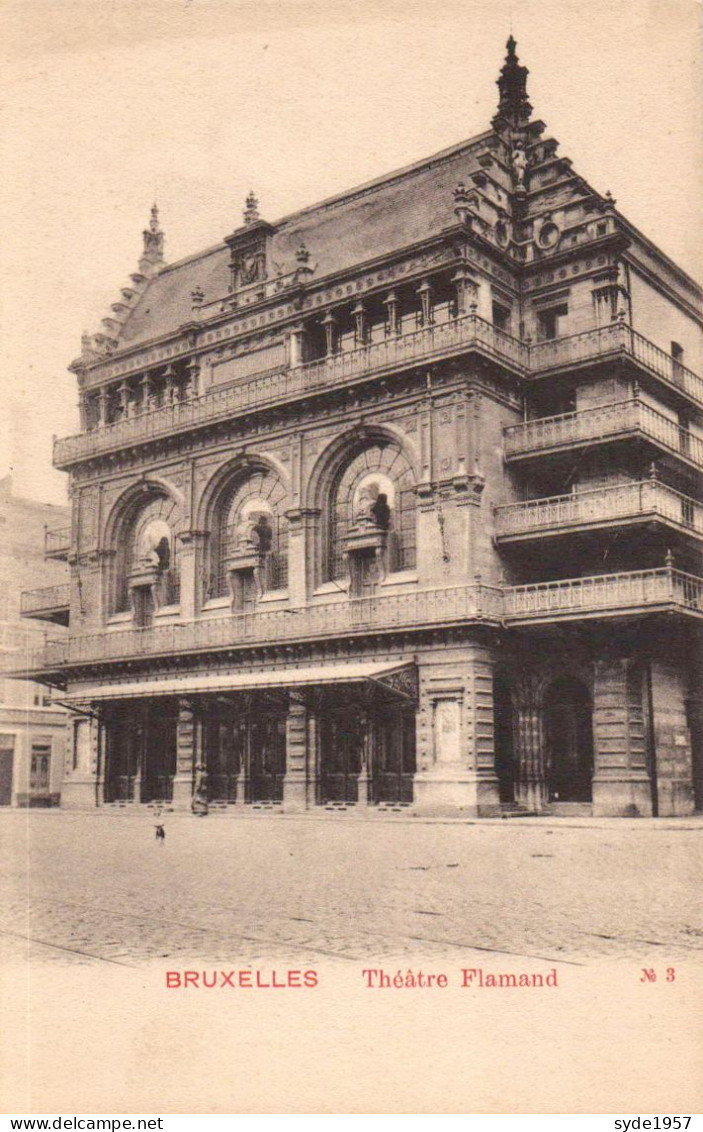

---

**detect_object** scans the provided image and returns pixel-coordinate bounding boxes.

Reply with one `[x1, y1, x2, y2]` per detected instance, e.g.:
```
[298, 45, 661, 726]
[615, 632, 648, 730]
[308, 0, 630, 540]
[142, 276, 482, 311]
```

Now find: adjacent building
[0, 476, 69, 806]
[9, 40, 703, 816]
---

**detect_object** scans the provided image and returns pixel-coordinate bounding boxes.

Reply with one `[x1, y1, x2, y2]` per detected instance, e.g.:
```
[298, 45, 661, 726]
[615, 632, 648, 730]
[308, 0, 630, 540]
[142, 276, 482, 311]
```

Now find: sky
[1, 0, 701, 505]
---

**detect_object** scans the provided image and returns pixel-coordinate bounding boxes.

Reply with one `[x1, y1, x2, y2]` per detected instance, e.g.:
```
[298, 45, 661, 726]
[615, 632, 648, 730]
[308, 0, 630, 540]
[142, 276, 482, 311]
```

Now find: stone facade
[10, 40, 703, 817]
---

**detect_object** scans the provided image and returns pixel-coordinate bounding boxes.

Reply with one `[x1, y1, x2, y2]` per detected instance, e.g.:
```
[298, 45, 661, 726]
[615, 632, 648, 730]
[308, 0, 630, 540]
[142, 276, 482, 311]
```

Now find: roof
[119, 131, 493, 348]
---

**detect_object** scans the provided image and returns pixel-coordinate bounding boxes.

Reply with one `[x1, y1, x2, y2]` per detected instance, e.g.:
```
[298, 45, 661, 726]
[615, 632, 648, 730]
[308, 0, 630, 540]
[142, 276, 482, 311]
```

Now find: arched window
[327, 444, 416, 581]
[211, 469, 288, 599]
[114, 494, 180, 613]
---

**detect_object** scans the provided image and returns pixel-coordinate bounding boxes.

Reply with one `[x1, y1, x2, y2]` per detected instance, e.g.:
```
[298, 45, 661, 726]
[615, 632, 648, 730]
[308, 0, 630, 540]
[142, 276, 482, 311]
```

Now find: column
[288, 324, 305, 367]
[356, 710, 371, 806]
[322, 311, 337, 357]
[513, 673, 547, 812]
[139, 373, 150, 413]
[352, 301, 367, 346]
[118, 380, 128, 418]
[186, 360, 200, 398]
[307, 710, 320, 808]
[176, 531, 201, 619]
[383, 289, 400, 336]
[78, 392, 88, 431]
[98, 386, 107, 427]
[417, 279, 433, 326]
[283, 694, 308, 812]
[172, 697, 199, 810]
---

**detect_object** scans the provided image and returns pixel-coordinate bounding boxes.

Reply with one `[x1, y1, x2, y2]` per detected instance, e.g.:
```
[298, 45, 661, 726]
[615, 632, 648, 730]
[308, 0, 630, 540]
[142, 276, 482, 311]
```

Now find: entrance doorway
[318, 699, 416, 805]
[248, 712, 286, 802]
[374, 707, 416, 803]
[104, 701, 177, 804]
[544, 677, 594, 802]
[319, 709, 364, 803]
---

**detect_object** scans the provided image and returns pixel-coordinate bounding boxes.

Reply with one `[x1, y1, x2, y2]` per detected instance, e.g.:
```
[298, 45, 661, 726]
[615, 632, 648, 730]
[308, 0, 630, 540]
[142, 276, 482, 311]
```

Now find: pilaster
[283, 694, 308, 811]
[592, 659, 653, 817]
[172, 697, 200, 810]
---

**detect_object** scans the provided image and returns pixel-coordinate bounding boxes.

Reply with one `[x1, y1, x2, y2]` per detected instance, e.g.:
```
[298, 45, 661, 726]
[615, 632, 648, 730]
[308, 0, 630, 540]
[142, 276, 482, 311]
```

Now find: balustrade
[44, 527, 71, 559]
[20, 583, 71, 617]
[503, 568, 703, 621]
[495, 480, 703, 538]
[529, 322, 703, 405]
[504, 399, 703, 469]
[5, 568, 703, 679]
[53, 313, 527, 466]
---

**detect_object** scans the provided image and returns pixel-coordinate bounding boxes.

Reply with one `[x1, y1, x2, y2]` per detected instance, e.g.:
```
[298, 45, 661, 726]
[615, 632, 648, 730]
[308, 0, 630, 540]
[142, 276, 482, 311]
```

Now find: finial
[665, 547, 674, 569]
[140, 202, 165, 275]
[492, 36, 532, 131]
[603, 190, 617, 211]
[243, 191, 260, 226]
[191, 285, 204, 313]
[295, 242, 310, 265]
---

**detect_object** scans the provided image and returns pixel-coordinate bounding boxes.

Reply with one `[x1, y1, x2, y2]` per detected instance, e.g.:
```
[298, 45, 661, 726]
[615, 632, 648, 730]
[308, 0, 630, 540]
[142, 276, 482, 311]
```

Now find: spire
[492, 36, 532, 131]
[139, 203, 165, 276]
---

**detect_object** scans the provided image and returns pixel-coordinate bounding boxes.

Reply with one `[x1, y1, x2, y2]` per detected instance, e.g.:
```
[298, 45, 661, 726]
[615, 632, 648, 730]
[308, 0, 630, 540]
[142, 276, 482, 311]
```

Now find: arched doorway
[544, 677, 594, 802]
[493, 671, 515, 803]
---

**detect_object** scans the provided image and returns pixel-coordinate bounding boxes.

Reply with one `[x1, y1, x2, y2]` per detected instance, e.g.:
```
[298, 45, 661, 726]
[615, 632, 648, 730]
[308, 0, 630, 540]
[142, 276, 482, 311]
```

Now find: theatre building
[10, 40, 703, 816]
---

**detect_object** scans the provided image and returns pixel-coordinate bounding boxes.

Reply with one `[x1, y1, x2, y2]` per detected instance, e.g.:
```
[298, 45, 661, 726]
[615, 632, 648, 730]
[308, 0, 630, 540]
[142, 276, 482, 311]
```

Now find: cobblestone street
[1, 810, 701, 968]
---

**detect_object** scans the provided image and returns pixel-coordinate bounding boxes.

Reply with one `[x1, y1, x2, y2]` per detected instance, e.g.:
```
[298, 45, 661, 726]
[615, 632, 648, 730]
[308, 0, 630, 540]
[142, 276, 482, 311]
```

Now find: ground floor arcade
[59, 634, 702, 817]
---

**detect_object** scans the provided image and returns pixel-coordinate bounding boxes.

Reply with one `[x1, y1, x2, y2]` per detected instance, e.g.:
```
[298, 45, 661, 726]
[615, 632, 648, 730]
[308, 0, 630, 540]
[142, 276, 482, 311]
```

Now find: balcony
[503, 568, 703, 625]
[494, 480, 703, 543]
[5, 568, 703, 683]
[504, 399, 703, 473]
[65, 583, 503, 666]
[20, 584, 71, 626]
[53, 314, 528, 467]
[44, 527, 71, 560]
[529, 322, 703, 409]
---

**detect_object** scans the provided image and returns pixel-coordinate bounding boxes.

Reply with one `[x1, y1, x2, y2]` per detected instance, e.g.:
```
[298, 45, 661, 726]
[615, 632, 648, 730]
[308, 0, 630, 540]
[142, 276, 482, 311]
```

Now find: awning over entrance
[62, 661, 417, 704]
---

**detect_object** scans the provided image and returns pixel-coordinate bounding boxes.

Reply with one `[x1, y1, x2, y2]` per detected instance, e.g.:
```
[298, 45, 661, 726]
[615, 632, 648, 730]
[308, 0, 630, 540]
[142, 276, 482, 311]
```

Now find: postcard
[1, 0, 702, 1116]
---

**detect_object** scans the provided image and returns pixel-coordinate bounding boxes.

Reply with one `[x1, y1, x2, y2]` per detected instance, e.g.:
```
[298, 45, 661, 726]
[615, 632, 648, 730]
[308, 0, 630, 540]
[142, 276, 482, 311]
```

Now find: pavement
[0, 808, 701, 968]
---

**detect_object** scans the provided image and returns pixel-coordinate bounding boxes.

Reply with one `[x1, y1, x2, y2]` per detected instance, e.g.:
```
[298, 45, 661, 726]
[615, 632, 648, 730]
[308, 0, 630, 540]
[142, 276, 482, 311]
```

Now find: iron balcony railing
[529, 321, 703, 406]
[53, 313, 527, 467]
[504, 399, 703, 470]
[503, 568, 703, 623]
[20, 583, 71, 618]
[44, 527, 71, 559]
[5, 569, 703, 677]
[494, 480, 703, 540]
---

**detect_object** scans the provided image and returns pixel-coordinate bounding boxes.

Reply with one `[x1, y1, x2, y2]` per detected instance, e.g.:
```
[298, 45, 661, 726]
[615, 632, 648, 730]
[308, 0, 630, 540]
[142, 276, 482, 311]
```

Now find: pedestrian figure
[154, 805, 166, 843]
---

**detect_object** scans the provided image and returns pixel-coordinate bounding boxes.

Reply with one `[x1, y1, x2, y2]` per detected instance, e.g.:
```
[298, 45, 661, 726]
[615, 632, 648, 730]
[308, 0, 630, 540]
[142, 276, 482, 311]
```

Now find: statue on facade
[511, 140, 528, 189]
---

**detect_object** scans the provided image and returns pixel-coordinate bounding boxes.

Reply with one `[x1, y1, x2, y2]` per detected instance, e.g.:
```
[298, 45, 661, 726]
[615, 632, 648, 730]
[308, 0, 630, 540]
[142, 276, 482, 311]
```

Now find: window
[33, 688, 52, 707]
[492, 302, 511, 332]
[327, 444, 416, 580]
[115, 494, 181, 613]
[537, 303, 568, 341]
[30, 743, 51, 791]
[592, 287, 615, 326]
[212, 469, 288, 599]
